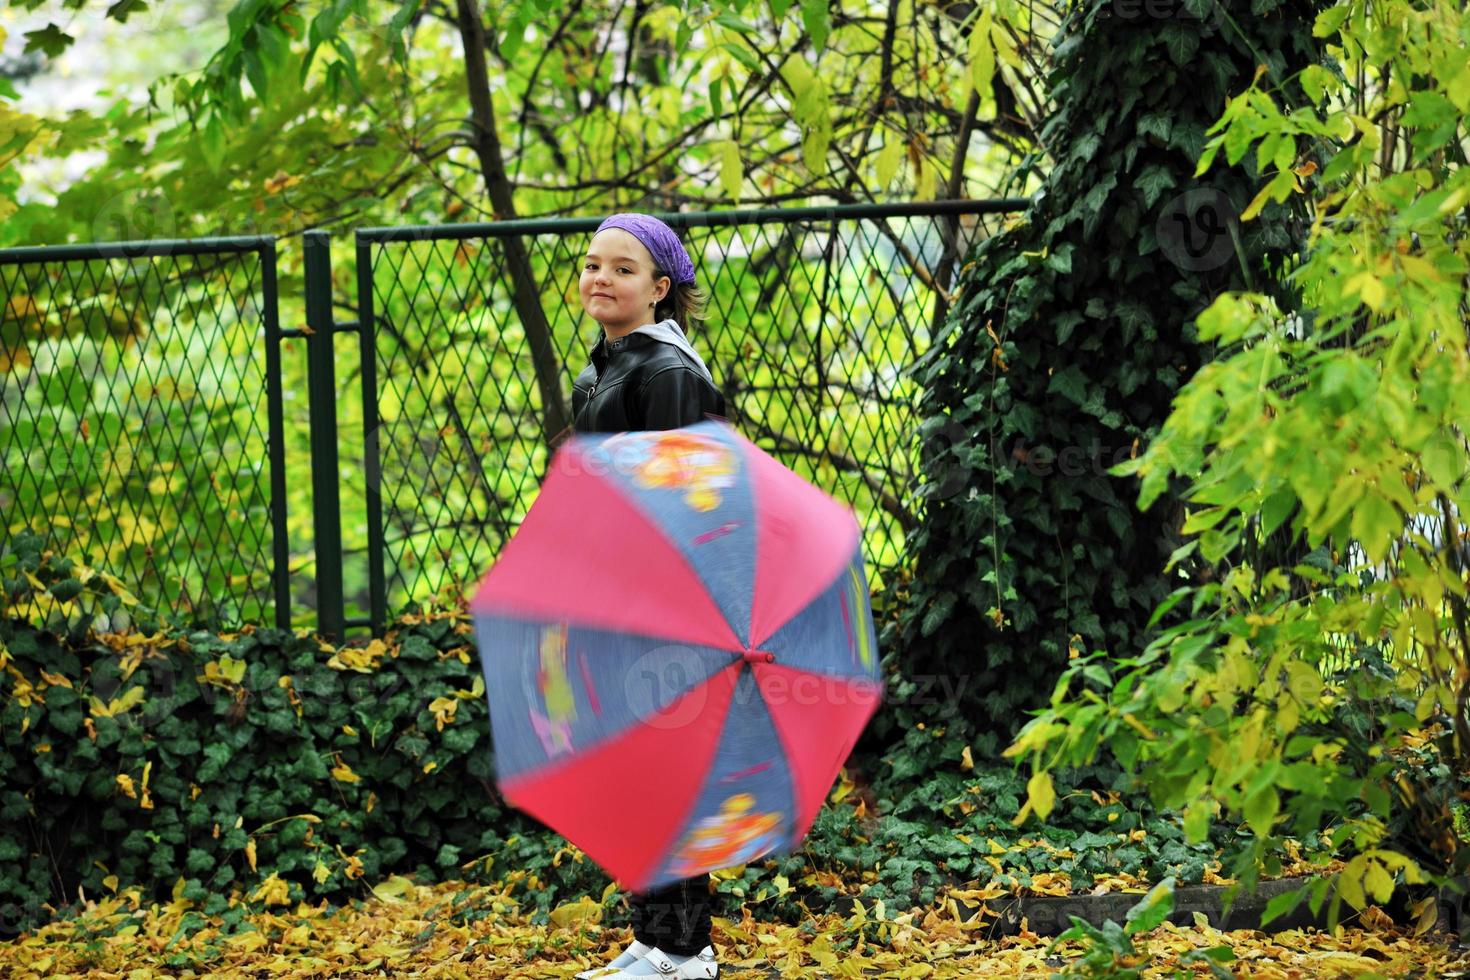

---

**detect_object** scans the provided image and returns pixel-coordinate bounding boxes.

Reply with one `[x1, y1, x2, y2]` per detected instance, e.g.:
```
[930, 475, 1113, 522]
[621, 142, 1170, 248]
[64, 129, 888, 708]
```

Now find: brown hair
[653, 273, 707, 327]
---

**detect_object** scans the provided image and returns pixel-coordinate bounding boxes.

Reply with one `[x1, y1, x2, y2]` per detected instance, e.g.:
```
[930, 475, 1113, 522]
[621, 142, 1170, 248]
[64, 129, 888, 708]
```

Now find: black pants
[630, 875, 712, 956]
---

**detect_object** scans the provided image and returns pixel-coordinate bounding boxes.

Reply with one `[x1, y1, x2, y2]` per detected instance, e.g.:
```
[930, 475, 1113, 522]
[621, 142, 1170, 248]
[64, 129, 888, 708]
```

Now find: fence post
[261, 240, 292, 631]
[303, 230, 345, 641]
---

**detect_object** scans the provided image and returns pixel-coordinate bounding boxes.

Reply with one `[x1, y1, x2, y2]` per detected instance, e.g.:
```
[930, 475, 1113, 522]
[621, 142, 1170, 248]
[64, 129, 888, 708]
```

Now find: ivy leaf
[1047, 364, 1089, 406]
[1181, 0, 1213, 16]
[1081, 173, 1118, 217]
[1044, 243, 1073, 274]
[1137, 112, 1172, 143]
[1134, 165, 1177, 209]
[198, 742, 233, 782]
[1159, 23, 1200, 66]
[921, 592, 956, 637]
[1071, 132, 1100, 164]
[1054, 310, 1084, 345]
[1115, 299, 1155, 341]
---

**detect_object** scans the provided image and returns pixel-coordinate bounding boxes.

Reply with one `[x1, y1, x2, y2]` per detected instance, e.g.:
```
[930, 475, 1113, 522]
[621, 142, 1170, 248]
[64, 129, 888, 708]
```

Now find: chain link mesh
[1, 206, 1016, 636]
[354, 208, 1007, 626]
[0, 246, 281, 629]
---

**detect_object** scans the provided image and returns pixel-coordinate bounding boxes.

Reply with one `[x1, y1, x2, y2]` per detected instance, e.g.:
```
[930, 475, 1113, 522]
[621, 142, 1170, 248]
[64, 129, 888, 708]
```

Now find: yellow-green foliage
[1013, 0, 1470, 927]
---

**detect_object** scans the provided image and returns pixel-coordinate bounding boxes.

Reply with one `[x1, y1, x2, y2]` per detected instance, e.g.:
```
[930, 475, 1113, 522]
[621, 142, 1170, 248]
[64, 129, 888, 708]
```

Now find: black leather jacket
[571, 330, 726, 434]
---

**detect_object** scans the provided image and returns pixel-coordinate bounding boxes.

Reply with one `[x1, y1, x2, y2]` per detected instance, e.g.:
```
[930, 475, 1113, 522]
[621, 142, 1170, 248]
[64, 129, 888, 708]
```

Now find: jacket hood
[626, 319, 714, 384]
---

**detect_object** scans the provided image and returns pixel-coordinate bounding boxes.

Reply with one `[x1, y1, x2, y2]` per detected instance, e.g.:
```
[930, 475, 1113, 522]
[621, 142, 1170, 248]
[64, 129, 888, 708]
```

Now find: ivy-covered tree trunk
[882, 0, 1325, 752]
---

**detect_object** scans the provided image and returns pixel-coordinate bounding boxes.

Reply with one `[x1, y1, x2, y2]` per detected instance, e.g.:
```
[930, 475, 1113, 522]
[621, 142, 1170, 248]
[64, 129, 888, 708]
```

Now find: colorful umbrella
[467, 419, 884, 892]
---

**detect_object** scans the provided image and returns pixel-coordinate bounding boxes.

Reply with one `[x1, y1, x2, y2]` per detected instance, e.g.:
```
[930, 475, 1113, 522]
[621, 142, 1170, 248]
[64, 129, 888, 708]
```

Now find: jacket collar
[589, 319, 713, 382]
[589, 329, 657, 373]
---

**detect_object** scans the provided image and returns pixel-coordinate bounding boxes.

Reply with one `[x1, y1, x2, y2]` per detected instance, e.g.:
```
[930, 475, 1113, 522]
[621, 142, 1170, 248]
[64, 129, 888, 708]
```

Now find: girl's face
[580, 228, 671, 336]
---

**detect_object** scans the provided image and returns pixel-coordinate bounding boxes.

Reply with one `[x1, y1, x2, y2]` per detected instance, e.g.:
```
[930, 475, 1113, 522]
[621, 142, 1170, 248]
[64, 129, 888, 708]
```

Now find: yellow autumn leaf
[115, 774, 137, 799]
[875, 137, 904, 188]
[548, 895, 603, 929]
[220, 656, 247, 683]
[245, 838, 257, 872]
[960, 744, 974, 771]
[335, 844, 367, 881]
[327, 638, 390, 673]
[331, 758, 362, 783]
[969, 8, 995, 94]
[1345, 271, 1387, 311]
[371, 875, 414, 904]
[98, 571, 139, 605]
[139, 759, 153, 810]
[1027, 770, 1056, 820]
[106, 685, 146, 717]
[1337, 858, 1367, 910]
[251, 872, 290, 906]
[453, 675, 484, 700]
[428, 695, 459, 731]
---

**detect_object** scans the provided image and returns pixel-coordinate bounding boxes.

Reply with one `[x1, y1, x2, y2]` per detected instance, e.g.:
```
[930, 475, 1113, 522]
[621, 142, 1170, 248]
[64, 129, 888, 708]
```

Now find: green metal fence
[1, 201, 1027, 638]
[343, 202, 1024, 637]
[0, 237, 295, 630]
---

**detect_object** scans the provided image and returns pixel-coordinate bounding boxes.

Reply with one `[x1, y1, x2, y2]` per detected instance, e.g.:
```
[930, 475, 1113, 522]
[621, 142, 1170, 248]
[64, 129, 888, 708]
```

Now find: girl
[570, 213, 725, 435]
[570, 213, 724, 980]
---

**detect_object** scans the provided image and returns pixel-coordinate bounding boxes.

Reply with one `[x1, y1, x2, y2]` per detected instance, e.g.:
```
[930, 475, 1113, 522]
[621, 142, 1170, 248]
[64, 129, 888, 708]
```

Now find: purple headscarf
[595, 213, 697, 286]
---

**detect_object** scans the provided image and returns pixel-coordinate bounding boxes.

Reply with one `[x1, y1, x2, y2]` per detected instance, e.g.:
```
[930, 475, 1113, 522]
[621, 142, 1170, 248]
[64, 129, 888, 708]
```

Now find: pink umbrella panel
[468, 421, 884, 893]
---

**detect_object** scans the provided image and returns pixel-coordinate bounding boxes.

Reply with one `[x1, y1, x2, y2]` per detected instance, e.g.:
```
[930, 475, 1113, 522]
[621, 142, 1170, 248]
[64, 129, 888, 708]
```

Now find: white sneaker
[574, 938, 654, 979]
[601, 945, 719, 979]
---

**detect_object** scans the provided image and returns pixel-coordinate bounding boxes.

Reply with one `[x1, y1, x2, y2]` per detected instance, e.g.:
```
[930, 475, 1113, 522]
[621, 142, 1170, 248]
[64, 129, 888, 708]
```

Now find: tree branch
[454, 0, 571, 450]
